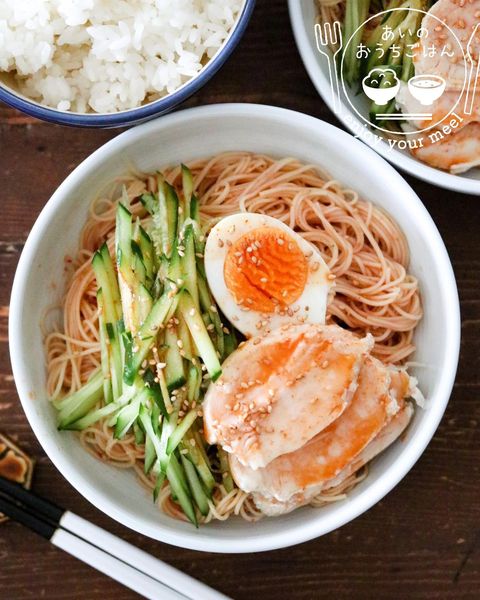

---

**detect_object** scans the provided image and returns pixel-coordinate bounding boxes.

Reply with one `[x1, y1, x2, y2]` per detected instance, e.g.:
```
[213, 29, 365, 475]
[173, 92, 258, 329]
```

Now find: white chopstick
[60, 512, 231, 600]
[52, 527, 188, 600]
[0, 477, 231, 600]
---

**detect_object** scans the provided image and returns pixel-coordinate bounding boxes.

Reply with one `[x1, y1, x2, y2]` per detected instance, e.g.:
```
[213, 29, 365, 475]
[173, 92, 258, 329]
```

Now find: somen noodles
[46, 152, 422, 523]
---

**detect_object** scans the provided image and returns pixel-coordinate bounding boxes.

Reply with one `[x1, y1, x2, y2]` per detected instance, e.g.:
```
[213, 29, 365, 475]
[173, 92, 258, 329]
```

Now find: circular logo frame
[340, 8, 468, 136]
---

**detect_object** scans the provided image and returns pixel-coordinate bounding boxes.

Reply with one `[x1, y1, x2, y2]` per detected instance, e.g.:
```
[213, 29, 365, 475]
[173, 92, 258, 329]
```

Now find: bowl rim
[9, 103, 461, 552]
[287, 0, 480, 195]
[0, 0, 255, 128]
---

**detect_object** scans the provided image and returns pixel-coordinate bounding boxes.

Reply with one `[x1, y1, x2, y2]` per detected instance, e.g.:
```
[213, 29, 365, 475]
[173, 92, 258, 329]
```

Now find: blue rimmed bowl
[0, 0, 255, 128]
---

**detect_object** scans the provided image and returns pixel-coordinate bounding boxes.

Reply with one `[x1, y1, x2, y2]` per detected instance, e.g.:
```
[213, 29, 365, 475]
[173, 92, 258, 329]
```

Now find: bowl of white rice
[0, 0, 254, 127]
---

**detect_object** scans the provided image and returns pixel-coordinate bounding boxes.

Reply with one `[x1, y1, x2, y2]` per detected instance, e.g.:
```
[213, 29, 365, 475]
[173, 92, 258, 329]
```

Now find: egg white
[204, 213, 333, 338]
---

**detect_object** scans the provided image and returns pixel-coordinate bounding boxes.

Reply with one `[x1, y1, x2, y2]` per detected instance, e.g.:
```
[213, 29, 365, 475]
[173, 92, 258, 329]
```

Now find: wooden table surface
[1, 1, 479, 598]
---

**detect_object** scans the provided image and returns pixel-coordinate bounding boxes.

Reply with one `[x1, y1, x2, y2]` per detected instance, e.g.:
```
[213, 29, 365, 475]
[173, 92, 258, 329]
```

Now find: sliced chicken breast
[395, 81, 480, 131]
[413, 0, 480, 91]
[254, 403, 414, 517]
[229, 359, 413, 514]
[411, 122, 480, 173]
[203, 323, 373, 469]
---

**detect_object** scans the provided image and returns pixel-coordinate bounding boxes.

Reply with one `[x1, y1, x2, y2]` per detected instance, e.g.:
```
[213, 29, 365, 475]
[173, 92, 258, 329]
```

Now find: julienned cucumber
[164, 325, 186, 392]
[55, 163, 237, 526]
[157, 179, 179, 258]
[124, 291, 178, 385]
[56, 370, 104, 429]
[166, 453, 198, 526]
[178, 291, 222, 381]
[181, 454, 209, 516]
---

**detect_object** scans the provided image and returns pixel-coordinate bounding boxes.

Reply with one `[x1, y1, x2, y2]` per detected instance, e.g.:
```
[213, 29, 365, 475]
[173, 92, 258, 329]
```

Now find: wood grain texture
[0, 1, 479, 598]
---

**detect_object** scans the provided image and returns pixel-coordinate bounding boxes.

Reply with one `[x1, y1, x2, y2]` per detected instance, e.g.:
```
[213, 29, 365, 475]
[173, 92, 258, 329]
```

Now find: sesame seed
[246, 246, 253, 253]
[189, 308, 196, 316]
[251, 256, 258, 263]
[235, 393, 244, 399]
[267, 406, 272, 413]
[176, 278, 184, 286]
[281, 290, 288, 297]
[241, 382, 249, 389]
[311, 262, 320, 272]
[222, 326, 230, 334]
[233, 402, 240, 411]
[260, 277, 268, 283]
[157, 362, 166, 369]
[268, 389, 275, 397]
[141, 359, 148, 368]
[177, 340, 183, 349]
[226, 240, 232, 247]
[180, 350, 186, 357]
[210, 305, 218, 313]
[218, 239, 224, 248]
[235, 251, 242, 257]
[207, 323, 215, 331]
[277, 238, 284, 245]
[253, 338, 261, 345]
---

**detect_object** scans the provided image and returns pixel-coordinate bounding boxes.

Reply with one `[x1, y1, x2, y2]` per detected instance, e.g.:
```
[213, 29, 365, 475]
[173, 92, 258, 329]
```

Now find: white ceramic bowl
[9, 104, 460, 552]
[289, 0, 480, 195]
[0, 0, 255, 128]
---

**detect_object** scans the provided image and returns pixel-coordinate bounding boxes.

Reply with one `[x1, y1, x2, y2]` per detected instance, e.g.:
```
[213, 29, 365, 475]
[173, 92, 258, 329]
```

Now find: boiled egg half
[204, 213, 334, 338]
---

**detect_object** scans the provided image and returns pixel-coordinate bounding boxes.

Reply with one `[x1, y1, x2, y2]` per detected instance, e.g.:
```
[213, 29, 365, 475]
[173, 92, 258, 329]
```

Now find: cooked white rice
[0, 0, 242, 113]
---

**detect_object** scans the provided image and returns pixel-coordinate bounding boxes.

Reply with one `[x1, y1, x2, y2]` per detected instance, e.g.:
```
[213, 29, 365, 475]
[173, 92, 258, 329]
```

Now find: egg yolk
[224, 226, 308, 313]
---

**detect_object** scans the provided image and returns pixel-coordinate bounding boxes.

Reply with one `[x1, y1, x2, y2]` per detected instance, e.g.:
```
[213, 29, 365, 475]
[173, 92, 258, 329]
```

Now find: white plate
[9, 104, 460, 552]
[288, 0, 480, 195]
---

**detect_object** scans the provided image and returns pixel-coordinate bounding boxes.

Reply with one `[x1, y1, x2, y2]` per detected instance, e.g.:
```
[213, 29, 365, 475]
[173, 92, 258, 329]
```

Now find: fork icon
[314, 21, 343, 114]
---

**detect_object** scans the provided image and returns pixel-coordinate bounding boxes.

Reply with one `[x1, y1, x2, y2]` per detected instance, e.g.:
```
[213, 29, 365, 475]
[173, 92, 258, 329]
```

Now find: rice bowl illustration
[407, 75, 446, 106]
[362, 68, 400, 106]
